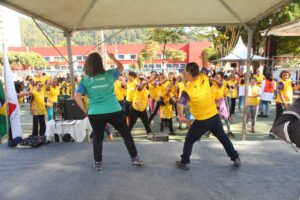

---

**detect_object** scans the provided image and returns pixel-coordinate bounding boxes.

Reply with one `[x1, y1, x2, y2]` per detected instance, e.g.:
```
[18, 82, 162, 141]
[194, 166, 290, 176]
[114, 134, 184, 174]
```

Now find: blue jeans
[238, 96, 245, 110]
[259, 100, 269, 115]
[180, 114, 239, 164]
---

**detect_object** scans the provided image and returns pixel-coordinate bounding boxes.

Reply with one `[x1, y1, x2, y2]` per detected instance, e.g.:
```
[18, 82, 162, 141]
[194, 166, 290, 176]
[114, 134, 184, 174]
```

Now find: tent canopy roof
[0, 0, 292, 32]
[261, 18, 300, 36]
[219, 36, 268, 61]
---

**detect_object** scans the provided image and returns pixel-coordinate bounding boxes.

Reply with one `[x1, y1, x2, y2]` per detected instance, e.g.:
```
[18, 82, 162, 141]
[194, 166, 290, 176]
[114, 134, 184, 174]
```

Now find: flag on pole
[0, 80, 7, 138]
[2, 43, 23, 146]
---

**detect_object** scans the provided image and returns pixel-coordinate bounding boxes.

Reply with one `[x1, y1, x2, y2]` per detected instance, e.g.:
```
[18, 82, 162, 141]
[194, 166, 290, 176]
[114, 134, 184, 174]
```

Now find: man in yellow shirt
[176, 62, 240, 170]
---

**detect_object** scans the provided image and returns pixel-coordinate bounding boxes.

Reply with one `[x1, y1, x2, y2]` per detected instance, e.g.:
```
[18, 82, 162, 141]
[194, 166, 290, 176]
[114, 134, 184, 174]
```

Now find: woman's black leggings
[88, 111, 138, 162]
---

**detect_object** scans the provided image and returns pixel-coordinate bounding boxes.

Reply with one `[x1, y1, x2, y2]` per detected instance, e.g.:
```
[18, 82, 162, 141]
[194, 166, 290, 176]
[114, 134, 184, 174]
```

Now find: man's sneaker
[94, 162, 102, 171]
[131, 156, 144, 166]
[233, 158, 241, 168]
[227, 131, 235, 138]
[147, 133, 153, 140]
[176, 160, 189, 171]
[269, 132, 276, 139]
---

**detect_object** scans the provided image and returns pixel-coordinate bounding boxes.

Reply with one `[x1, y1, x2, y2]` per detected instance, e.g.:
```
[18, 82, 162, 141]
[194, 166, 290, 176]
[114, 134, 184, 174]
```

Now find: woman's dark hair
[216, 72, 224, 78]
[128, 71, 137, 78]
[279, 70, 290, 79]
[240, 78, 245, 85]
[14, 81, 24, 93]
[186, 62, 199, 77]
[265, 73, 273, 81]
[83, 52, 105, 77]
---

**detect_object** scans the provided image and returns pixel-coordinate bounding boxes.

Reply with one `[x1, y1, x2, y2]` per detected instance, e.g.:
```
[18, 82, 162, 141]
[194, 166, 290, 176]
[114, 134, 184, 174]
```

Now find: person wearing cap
[74, 52, 143, 171]
[176, 62, 240, 170]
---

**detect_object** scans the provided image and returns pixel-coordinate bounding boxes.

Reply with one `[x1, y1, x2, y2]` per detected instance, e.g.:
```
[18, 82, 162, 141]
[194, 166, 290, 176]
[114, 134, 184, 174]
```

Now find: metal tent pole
[64, 31, 76, 96]
[241, 27, 254, 140]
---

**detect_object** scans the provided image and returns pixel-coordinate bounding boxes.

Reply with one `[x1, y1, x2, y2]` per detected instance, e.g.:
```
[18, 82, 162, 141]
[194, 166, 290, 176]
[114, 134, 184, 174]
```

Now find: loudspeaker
[64, 99, 86, 120]
[53, 102, 65, 121]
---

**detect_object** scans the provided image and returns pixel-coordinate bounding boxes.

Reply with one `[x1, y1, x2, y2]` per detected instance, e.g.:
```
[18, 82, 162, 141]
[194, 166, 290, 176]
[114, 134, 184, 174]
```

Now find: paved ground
[0, 141, 299, 200]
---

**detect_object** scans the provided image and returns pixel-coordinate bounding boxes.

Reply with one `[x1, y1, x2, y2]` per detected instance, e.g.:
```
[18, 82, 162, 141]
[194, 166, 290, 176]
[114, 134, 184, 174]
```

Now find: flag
[0, 80, 7, 138]
[2, 43, 23, 146]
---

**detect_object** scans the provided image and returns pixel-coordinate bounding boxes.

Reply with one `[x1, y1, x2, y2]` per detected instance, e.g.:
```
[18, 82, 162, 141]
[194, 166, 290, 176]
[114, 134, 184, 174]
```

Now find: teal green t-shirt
[76, 68, 121, 115]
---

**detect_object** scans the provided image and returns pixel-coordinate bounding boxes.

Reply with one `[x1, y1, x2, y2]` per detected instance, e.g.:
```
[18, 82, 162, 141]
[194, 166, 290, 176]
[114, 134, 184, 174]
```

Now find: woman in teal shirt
[75, 52, 143, 171]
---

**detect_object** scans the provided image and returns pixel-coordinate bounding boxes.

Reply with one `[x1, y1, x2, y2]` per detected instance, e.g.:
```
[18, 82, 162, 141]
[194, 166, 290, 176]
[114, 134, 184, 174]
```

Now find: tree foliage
[140, 40, 159, 63]
[165, 48, 186, 63]
[0, 51, 46, 70]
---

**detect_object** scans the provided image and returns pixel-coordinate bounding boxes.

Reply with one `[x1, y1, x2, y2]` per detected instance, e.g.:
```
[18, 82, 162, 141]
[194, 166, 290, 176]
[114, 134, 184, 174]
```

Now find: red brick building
[9, 42, 211, 73]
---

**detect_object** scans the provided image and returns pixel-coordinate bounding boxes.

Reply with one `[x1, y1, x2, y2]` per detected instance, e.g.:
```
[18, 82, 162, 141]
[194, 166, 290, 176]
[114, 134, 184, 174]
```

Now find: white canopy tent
[261, 18, 300, 36]
[0, 0, 293, 139]
[219, 37, 268, 61]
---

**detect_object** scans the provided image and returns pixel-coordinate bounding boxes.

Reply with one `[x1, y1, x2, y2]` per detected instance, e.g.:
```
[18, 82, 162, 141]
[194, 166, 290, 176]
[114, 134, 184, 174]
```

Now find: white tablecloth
[46, 118, 93, 142]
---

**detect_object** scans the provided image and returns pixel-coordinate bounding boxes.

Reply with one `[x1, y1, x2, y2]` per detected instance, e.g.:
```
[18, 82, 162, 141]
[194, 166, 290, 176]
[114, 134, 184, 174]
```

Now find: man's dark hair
[186, 62, 199, 77]
[84, 52, 105, 77]
[128, 71, 137, 78]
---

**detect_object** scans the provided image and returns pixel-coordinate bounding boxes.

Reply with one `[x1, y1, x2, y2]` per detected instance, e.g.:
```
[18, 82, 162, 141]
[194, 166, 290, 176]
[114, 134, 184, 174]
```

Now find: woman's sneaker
[176, 160, 189, 170]
[131, 156, 144, 166]
[94, 162, 102, 171]
[233, 158, 241, 168]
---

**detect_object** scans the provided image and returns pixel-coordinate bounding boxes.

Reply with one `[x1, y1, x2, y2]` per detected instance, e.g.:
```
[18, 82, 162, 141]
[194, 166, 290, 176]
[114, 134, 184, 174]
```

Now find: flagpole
[2, 42, 10, 144]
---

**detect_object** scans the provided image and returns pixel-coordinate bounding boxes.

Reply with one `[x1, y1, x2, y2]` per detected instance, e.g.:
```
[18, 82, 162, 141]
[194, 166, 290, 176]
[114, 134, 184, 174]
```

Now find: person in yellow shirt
[148, 71, 158, 114]
[128, 75, 154, 139]
[15, 81, 28, 107]
[246, 77, 261, 133]
[33, 68, 50, 93]
[29, 81, 47, 136]
[114, 74, 126, 112]
[176, 62, 240, 170]
[159, 84, 176, 135]
[227, 74, 238, 120]
[269, 70, 300, 137]
[46, 78, 61, 121]
[125, 71, 138, 125]
[253, 69, 265, 87]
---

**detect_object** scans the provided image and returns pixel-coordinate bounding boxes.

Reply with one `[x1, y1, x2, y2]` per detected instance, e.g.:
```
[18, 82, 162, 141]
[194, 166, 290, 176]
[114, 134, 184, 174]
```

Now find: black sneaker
[176, 160, 189, 171]
[227, 131, 235, 138]
[131, 156, 144, 166]
[94, 162, 102, 171]
[169, 132, 176, 135]
[233, 158, 241, 168]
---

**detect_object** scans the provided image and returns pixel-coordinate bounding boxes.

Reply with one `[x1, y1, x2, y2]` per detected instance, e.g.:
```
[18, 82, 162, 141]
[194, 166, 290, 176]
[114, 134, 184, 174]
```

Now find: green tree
[137, 55, 145, 71]
[165, 48, 186, 63]
[203, 47, 218, 62]
[140, 40, 159, 65]
[147, 28, 185, 68]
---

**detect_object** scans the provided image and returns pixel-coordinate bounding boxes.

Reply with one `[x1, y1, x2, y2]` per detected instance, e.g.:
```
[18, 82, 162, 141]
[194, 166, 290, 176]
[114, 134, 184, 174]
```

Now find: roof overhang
[261, 18, 300, 36]
[0, 0, 293, 32]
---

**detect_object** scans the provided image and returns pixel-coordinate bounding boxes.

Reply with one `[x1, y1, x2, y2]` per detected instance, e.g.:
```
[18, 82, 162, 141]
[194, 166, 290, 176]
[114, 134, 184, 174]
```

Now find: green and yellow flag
[0, 80, 7, 138]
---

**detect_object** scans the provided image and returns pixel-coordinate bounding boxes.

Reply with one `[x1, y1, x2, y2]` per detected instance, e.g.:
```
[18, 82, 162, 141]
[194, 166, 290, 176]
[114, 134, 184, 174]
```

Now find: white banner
[2, 43, 23, 139]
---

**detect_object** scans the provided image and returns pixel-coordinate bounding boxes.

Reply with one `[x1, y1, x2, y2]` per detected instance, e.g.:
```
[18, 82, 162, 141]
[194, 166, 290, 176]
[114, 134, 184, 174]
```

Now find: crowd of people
[12, 52, 300, 171]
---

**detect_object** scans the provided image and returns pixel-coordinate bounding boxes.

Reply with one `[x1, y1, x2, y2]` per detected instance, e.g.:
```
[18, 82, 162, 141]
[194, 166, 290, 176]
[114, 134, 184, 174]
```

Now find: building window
[76, 56, 83, 61]
[44, 56, 50, 61]
[180, 64, 186, 68]
[130, 54, 136, 60]
[54, 56, 60, 61]
[173, 64, 179, 68]
[148, 64, 154, 69]
[77, 66, 83, 70]
[143, 64, 148, 68]
[55, 66, 60, 70]
[118, 54, 125, 60]
[167, 64, 173, 68]
[155, 64, 162, 68]
[83, 56, 88, 60]
[61, 66, 67, 70]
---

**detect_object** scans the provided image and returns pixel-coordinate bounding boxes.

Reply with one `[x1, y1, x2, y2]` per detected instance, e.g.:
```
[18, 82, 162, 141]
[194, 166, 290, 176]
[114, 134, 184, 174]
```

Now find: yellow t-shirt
[211, 81, 224, 101]
[47, 86, 60, 107]
[177, 82, 185, 98]
[246, 85, 260, 106]
[160, 94, 173, 119]
[276, 79, 293, 104]
[148, 83, 157, 100]
[126, 80, 138, 102]
[33, 76, 49, 93]
[253, 74, 265, 87]
[114, 80, 125, 101]
[132, 86, 149, 111]
[31, 90, 46, 115]
[227, 80, 238, 98]
[184, 74, 218, 120]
